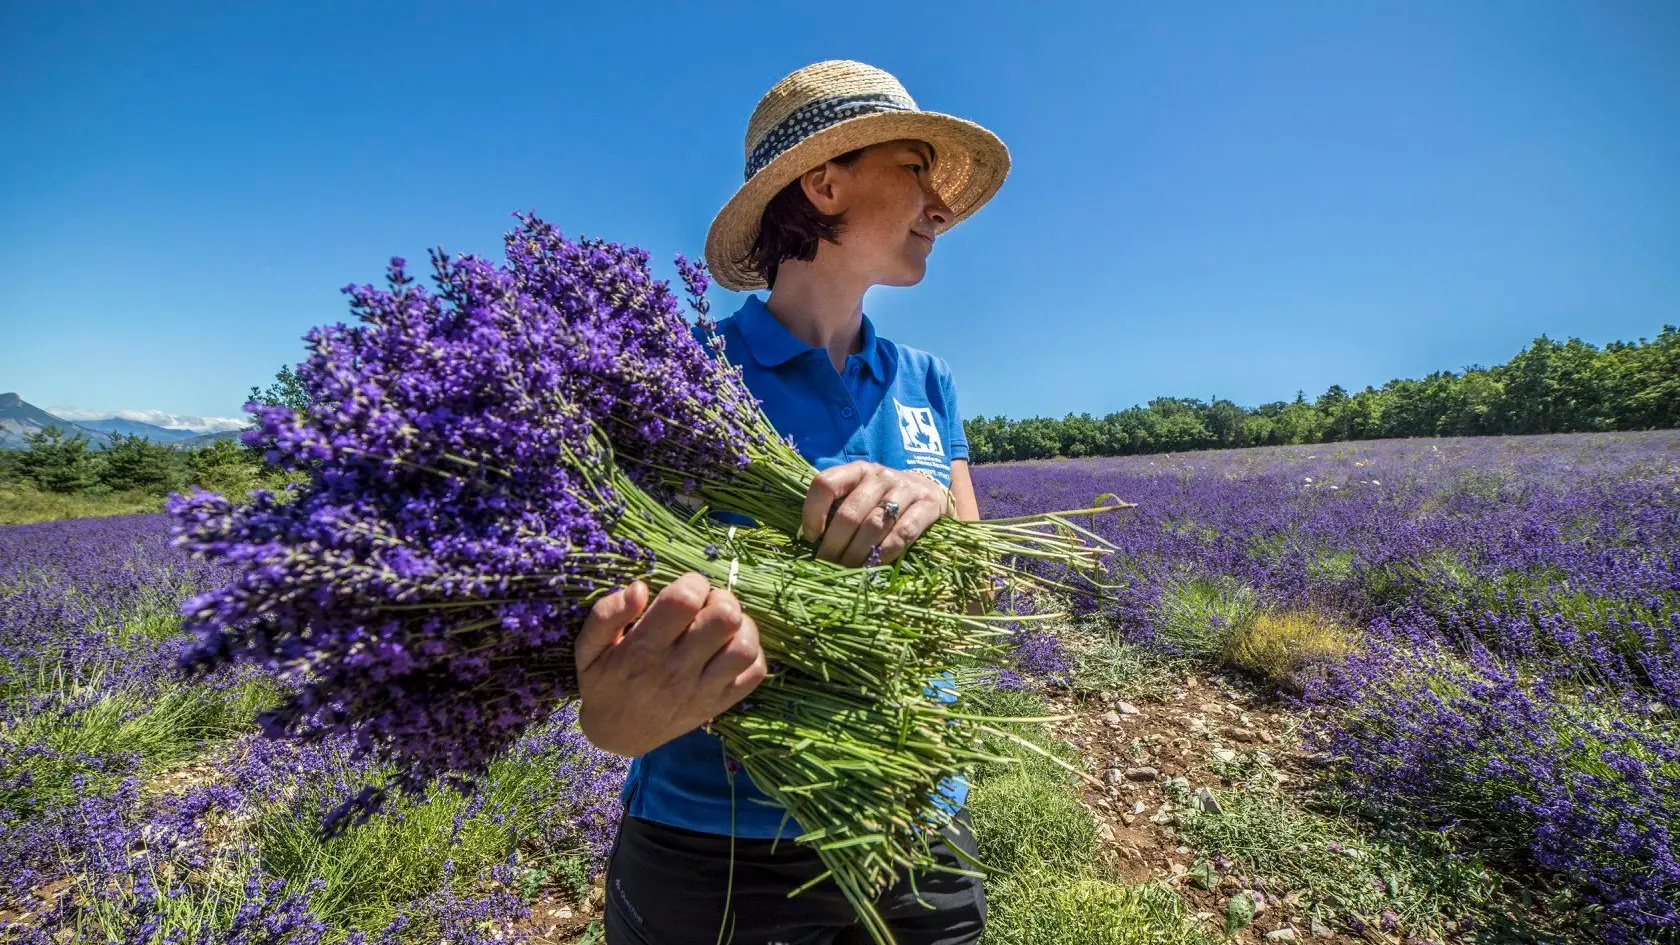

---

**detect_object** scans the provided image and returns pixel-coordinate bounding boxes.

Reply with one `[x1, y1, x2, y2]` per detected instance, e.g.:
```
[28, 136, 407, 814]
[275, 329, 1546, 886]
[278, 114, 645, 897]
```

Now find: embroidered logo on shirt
[893, 398, 944, 456]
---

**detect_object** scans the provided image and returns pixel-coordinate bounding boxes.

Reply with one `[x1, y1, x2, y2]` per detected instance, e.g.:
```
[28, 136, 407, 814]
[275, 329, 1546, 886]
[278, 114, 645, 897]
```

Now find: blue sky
[3, 1, 1677, 426]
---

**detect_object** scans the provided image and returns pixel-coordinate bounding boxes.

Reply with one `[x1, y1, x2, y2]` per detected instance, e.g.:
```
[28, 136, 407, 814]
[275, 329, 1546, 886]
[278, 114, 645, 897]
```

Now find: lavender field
[974, 431, 1680, 943]
[2, 431, 1676, 944]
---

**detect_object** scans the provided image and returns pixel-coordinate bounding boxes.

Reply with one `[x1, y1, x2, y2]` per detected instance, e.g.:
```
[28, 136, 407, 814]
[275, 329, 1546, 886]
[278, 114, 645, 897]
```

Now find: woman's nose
[923, 193, 952, 229]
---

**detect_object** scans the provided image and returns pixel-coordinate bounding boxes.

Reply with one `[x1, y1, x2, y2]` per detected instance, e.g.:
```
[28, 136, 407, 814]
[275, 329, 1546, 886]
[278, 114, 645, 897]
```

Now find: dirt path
[1045, 672, 1362, 943]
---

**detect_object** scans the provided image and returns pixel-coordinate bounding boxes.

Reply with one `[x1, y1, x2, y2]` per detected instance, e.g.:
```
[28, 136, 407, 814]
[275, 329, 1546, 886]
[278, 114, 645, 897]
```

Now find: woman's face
[817, 139, 954, 287]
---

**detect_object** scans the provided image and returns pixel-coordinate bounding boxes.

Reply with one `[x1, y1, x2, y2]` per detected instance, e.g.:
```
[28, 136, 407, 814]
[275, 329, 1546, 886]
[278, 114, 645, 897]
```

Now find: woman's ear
[799, 162, 845, 216]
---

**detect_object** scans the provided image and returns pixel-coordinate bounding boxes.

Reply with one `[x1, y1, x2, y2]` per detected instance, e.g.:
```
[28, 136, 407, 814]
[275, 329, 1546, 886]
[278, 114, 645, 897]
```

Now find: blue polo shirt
[617, 293, 971, 839]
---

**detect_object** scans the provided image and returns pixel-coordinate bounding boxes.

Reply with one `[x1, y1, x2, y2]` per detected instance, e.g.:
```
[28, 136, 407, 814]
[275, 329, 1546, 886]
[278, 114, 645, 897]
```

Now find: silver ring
[879, 498, 901, 521]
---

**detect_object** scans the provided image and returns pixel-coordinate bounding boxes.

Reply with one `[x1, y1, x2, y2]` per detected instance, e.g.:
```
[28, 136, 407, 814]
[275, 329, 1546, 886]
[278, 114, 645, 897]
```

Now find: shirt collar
[736, 294, 886, 378]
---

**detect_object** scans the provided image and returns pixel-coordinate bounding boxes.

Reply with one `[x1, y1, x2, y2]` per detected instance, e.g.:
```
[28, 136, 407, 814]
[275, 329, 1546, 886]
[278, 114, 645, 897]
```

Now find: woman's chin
[885, 259, 928, 287]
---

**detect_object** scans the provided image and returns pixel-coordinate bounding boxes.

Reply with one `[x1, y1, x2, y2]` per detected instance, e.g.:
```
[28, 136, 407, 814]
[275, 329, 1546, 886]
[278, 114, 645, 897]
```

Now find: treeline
[0, 370, 313, 500]
[964, 326, 1680, 463]
[0, 427, 276, 498]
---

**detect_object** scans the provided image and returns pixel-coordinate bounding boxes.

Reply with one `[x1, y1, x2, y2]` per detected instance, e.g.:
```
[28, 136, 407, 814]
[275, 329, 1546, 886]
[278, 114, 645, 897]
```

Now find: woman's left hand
[800, 461, 952, 567]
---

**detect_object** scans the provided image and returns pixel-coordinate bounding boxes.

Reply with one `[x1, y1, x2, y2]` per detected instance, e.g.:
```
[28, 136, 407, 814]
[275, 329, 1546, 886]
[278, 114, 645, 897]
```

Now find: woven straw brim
[704, 110, 1010, 292]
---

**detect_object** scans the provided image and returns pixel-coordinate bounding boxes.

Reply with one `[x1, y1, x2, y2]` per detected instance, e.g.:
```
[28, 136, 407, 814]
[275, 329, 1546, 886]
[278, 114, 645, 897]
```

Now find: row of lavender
[976, 431, 1680, 943]
[0, 514, 628, 943]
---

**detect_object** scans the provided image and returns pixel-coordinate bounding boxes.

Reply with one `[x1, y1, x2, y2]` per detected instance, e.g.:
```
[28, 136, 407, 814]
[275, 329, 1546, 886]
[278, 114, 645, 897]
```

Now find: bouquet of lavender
[168, 235, 1094, 942]
[500, 214, 1130, 604]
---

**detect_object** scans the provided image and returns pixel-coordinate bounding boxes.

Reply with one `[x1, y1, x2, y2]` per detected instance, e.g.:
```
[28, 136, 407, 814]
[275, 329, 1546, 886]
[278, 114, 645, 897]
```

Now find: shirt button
[840, 406, 856, 419]
[848, 362, 859, 376]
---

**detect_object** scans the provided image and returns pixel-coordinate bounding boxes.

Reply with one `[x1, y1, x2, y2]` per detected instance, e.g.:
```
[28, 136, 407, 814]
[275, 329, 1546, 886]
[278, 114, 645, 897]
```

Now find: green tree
[1595, 325, 1680, 429]
[951, 323, 1675, 464]
[1374, 377, 1427, 439]
[963, 415, 1002, 464]
[1096, 412, 1133, 455]
[1002, 417, 1062, 461]
[1204, 398, 1248, 448]
[1243, 413, 1278, 446]
[188, 439, 261, 496]
[1274, 394, 1327, 445]
[1442, 370, 1502, 436]
[1493, 335, 1606, 433]
[18, 425, 101, 493]
[248, 363, 312, 414]
[1143, 398, 1214, 452]
[241, 363, 316, 467]
[1058, 412, 1104, 458]
[97, 433, 187, 494]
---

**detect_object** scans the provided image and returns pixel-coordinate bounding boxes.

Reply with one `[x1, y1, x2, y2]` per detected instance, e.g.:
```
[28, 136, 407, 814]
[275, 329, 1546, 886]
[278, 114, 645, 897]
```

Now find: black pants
[602, 808, 987, 944]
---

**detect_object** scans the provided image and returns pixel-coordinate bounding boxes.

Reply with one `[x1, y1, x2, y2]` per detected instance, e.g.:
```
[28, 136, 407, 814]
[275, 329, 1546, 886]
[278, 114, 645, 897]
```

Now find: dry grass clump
[1221, 610, 1354, 693]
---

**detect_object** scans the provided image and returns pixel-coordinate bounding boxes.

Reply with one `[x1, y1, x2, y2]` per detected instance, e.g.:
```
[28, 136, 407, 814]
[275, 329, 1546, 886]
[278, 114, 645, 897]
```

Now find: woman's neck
[763, 264, 868, 374]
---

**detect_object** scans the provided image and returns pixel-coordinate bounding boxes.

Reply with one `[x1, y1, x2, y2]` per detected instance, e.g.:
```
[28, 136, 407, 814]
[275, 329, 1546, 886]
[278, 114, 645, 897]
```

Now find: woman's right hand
[574, 572, 768, 757]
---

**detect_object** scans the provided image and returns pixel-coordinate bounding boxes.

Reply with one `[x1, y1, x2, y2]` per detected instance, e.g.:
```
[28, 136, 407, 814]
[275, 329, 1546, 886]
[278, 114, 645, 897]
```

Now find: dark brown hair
[748, 145, 868, 289]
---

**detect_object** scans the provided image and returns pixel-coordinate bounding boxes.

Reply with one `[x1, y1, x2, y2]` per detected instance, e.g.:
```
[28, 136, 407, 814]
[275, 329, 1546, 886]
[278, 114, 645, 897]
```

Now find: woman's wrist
[910, 469, 956, 518]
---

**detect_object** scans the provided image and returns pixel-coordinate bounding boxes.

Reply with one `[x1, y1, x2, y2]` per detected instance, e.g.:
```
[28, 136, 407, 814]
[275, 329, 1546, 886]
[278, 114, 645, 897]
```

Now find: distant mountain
[171, 429, 248, 449]
[73, 417, 202, 443]
[44, 406, 247, 436]
[0, 392, 117, 450]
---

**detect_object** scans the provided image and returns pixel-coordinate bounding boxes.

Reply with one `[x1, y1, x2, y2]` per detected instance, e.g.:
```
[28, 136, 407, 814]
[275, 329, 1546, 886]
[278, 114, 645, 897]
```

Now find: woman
[576, 60, 1010, 945]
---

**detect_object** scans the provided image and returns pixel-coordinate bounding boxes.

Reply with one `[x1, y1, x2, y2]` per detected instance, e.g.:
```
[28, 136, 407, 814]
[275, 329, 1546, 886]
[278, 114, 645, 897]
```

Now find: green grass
[1305, 548, 1356, 583]
[963, 684, 1206, 945]
[0, 467, 308, 525]
[1, 594, 279, 820]
[1156, 577, 1259, 658]
[983, 876, 1207, 945]
[1067, 633, 1185, 702]
[51, 854, 262, 945]
[1024, 590, 1188, 702]
[0, 480, 167, 524]
[107, 603, 194, 647]
[259, 779, 515, 933]
[1, 677, 278, 820]
[256, 720, 619, 937]
[1174, 745, 1526, 941]
[971, 754, 1100, 877]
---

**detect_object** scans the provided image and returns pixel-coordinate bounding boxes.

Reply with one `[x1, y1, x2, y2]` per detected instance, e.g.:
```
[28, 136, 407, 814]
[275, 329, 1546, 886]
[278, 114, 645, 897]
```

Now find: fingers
[699, 608, 767, 702]
[816, 472, 891, 563]
[668, 585, 745, 677]
[837, 484, 908, 567]
[801, 462, 870, 544]
[620, 571, 712, 656]
[873, 494, 944, 565]
[575, 581, 648, 675]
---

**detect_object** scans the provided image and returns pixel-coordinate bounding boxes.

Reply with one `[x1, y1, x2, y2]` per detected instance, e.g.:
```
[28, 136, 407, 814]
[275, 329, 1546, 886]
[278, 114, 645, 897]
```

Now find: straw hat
[704, 60, 1010, 292]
